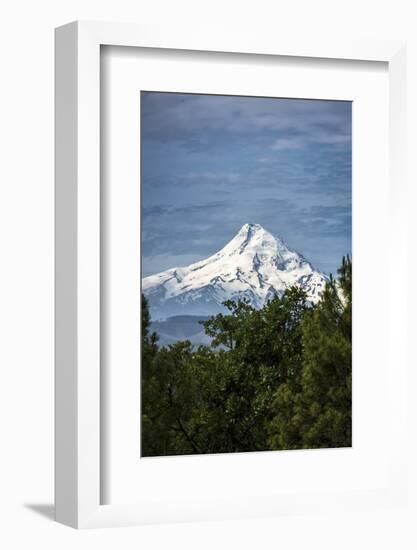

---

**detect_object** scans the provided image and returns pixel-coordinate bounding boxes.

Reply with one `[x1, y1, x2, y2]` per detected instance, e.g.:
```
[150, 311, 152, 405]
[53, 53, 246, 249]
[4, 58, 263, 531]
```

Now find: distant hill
[150, 315, 212, 347]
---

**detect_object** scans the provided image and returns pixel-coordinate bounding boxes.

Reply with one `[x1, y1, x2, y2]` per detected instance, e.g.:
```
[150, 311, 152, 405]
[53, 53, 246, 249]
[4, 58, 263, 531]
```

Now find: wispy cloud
[270, 131, 351, 151]
[141, 93, 352, 149]
[181, 171, 241, 183]
[270, 137, 305, 151]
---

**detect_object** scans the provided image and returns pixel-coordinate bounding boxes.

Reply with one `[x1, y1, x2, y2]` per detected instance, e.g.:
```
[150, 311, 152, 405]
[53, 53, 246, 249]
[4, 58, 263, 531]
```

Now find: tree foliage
[141, 257, 352, 456]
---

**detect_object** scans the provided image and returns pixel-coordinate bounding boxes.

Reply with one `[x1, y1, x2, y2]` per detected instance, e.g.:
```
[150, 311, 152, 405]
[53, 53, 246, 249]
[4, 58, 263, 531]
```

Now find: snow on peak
[236, 222, 275, 242]
[143, 224, 328, 319]
[213, 223, 308, 273]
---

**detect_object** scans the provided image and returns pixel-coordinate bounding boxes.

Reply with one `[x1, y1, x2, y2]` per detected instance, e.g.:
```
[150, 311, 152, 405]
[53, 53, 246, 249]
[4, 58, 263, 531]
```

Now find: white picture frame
[55, 21, 407, 529]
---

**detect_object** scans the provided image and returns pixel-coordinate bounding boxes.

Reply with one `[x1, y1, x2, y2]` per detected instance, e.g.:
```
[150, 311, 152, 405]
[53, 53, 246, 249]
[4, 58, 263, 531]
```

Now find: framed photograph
[139, 90, 351, 459]
[55, 21, 407, 528]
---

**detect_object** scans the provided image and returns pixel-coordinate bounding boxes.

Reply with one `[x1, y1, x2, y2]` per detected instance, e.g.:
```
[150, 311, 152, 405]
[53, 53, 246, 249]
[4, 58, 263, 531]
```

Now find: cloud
[270, 130, 351, 152]
[181, 171, 241, 184]
[270, 137, 305, 151]
[141, 92, 352, 151]
[315, 132, 351, 145]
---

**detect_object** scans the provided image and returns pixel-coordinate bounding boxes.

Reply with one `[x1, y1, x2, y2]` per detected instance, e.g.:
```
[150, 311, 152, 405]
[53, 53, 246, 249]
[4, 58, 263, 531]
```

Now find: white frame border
[55, 21, 407, 529]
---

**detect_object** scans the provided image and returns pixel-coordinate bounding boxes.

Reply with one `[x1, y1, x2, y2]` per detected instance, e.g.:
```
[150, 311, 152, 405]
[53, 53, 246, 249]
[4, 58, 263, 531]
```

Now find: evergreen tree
[269, 256, 352, 449]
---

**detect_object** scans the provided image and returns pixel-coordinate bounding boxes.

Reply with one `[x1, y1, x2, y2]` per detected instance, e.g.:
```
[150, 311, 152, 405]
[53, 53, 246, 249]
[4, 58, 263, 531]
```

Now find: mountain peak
[143, 223, 328, 319]
[238, 223, 268, 237]
[240, 222, 263, 231]
[226, 223, 288, 260]
[237, 222, 286, 242]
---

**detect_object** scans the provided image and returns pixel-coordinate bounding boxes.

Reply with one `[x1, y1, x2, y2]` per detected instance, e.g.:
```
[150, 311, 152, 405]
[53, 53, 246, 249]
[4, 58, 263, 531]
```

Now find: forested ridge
[141, 256, 352, 456]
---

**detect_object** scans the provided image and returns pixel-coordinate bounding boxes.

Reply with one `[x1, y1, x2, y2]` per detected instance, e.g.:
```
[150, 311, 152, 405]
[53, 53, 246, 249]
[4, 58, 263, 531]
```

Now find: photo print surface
[141, 91, 352, 457]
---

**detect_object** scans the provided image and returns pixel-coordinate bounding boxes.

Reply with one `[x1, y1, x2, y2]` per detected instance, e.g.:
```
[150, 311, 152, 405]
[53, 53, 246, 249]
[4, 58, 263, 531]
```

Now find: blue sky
[141, 92, 351, 277]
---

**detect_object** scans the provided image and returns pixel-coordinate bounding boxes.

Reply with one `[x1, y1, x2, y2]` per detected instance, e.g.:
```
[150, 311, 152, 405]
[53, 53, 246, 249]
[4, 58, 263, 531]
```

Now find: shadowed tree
[269, 256, 352, 450]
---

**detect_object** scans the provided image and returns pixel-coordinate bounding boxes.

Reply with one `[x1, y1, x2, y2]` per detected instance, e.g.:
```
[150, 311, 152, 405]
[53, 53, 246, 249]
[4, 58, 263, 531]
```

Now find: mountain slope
[143, 223, 328, 320]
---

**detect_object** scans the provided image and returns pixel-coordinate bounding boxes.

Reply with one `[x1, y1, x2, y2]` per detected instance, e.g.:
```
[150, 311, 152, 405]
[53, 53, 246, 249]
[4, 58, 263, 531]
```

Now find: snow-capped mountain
[143, 223, 328, 320]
